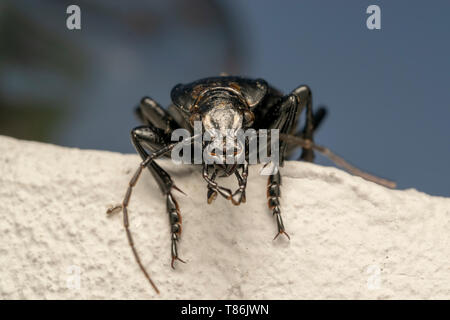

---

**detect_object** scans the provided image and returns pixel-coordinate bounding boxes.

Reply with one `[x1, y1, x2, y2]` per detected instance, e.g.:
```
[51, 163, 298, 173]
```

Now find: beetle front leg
[206, 168, 218, 204]
[261, 93, 301, 239]
[231, 162, 248, 205]
[203, 163, 249, 205]
[112, 139, 183, 294]
[203, 165, 233, 201]
[267, 171, 290, 240]
[166, 192, 185, 268]
[131, 126, 187, 269]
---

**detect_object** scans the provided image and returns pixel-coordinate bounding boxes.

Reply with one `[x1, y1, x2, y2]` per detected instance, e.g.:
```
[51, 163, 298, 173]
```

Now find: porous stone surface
[0, 135, 448, 299]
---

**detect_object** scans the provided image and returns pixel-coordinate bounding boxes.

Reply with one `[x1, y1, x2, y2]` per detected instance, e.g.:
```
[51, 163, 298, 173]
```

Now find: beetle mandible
[107, 76, 395, 293]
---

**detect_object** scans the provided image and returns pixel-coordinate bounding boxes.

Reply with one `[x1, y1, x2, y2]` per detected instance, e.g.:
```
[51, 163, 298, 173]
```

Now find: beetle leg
[267, 171, 290, 240]
[290, 85, 316, 162]
[131, 127, 189, 269]
[135, 96, 180, 134]
[264, 93, 302, 166]
[203, 164, 248, 205]
[231, 162, 248, 205]
[257, 94, 302, 239]
[167, 192, 185, 268]
[117, 138, 183, 294]
[206, 167, 218, 204]
[309, 106, 327, 134]
[286, 107, 327, 160]
[202, 165, 233, 200]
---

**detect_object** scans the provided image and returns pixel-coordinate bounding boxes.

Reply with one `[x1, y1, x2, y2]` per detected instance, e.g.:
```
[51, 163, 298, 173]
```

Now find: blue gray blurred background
[1, 0, 449, 196]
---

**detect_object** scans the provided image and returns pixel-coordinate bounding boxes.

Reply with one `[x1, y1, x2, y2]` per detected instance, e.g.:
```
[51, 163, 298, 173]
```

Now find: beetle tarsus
[231, 164, 248, 206]
[170, 232, 186, 269]
[267, 171, 290, 240]
[273, 230, 291, 241]
[207, 188, 217, 204]
[171, 255, 186, 269]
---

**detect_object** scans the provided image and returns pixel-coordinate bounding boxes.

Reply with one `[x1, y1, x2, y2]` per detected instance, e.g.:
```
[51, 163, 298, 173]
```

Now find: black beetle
[108, 76, 395, 293]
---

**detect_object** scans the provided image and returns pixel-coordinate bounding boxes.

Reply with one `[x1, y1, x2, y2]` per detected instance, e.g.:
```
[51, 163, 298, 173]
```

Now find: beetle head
[171, 77, 267, 169]
[192, 90, 254, 167]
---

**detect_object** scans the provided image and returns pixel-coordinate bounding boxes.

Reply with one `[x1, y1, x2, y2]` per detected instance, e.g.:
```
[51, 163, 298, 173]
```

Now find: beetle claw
[207, 188, 217, 204]
[231, 190, 245, 206]
[171, 256, 186, 269]
[273, 230, 290, 241]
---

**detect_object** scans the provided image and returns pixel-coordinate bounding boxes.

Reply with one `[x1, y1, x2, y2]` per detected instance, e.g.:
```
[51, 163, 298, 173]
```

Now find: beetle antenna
[109, 135, 197, 294]
[279, 134, 396, 189]
[121, 158, 160, 294]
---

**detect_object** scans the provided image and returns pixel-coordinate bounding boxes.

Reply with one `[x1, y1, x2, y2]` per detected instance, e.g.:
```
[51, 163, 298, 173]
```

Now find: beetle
[107, 76, 395, 293]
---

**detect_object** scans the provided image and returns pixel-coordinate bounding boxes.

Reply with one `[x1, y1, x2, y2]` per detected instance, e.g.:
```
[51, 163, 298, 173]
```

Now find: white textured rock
[0, 135, 449, 299]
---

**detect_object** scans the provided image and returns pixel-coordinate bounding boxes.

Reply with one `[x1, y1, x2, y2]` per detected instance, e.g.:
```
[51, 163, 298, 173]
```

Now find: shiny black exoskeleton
[109, 76, 394, 294]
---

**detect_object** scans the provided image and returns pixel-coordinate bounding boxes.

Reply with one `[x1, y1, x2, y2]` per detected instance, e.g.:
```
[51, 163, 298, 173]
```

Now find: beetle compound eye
[243, 110, 255, 126]
[189, 113, 201, 126]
